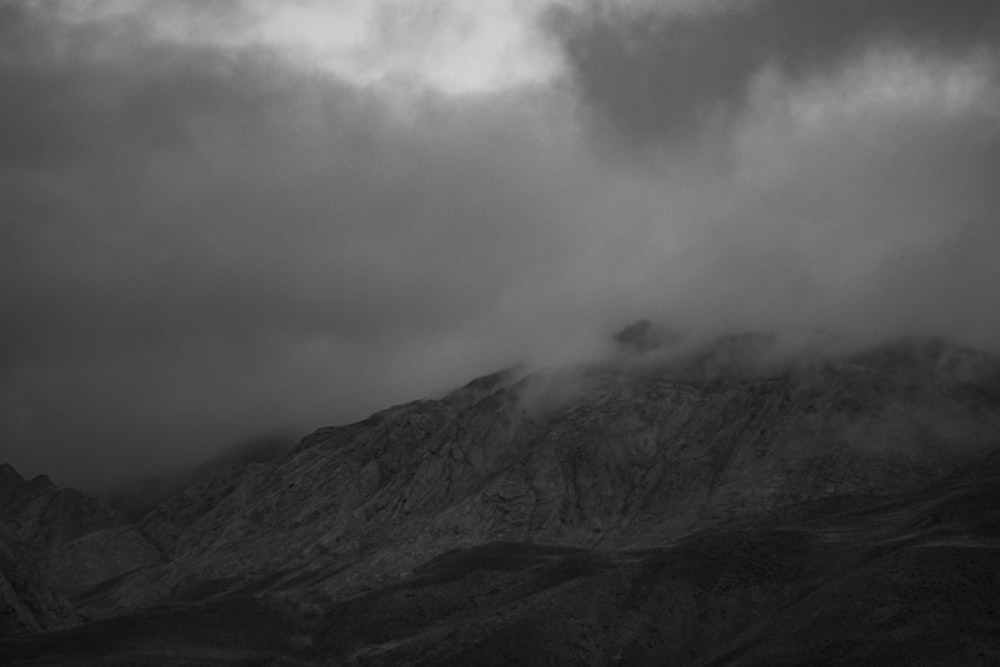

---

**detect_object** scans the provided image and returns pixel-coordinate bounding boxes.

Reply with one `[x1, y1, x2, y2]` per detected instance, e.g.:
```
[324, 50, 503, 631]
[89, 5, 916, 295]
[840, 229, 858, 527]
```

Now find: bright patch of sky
[736, 47, 999, 180]
[52, 0, 567, 96]
[786, 49, 999, 127]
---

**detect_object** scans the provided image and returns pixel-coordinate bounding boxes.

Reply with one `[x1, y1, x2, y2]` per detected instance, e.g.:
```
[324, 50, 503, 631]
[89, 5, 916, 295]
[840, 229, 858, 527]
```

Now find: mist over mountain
[2, 0, 999, 489]
[3, 331, 1000, 664]
[2, 1, 1000, 662]
[103, 432, 295, 521]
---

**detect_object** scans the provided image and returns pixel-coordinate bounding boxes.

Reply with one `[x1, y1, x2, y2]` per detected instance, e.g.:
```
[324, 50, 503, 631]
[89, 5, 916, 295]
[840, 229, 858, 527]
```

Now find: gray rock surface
[0, 463, 162, 603]
[80, 335, 1000, 617]
[0, 523, 77, 637]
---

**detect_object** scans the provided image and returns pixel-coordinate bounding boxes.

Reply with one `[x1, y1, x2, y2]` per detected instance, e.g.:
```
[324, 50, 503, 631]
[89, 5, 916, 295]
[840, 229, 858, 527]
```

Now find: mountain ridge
[3, 332, 1000, 664]
[80, 335, 1000, 609]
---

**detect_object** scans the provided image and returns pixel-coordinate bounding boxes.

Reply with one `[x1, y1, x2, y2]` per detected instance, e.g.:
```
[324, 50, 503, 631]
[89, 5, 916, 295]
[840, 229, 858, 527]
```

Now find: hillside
[0, 463, 163, 609]
[2, 333, 1000, 664]
[0, 523, 79, 637]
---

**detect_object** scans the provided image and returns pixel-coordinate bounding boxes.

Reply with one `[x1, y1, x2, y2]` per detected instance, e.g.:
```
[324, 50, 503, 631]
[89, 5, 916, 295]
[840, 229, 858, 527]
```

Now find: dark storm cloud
[0, 12, 299, 484]
[1, 1, 1000, 490]
[0, 7, 271, 171]
[0, 1, 594, 487]
[548, 0, 1000, 144]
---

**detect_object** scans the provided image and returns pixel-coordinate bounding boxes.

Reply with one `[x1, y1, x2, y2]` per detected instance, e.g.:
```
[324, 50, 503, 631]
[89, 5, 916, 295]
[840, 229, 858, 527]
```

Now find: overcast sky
[2, 0, 999, 489]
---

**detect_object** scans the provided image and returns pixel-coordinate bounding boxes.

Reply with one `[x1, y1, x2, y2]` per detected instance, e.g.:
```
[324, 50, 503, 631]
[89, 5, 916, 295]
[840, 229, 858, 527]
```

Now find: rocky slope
[0, 463, 162, 606]
[0, 524, 78, 638]
[80, 336, 1000, 611]
[5, 430, 1000, 665]
[2, 333, 1000, 664]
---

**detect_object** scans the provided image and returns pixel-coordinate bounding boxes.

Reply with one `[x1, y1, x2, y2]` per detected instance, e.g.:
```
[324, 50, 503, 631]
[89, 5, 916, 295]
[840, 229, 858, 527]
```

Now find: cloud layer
[1, 0, 999, 489]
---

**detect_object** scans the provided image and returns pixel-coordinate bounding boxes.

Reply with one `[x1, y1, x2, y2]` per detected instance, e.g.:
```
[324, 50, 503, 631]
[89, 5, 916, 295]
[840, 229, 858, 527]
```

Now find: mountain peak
[612, 319, 682, 353]
[26, 474, 55, 490]
[0, 463, 25, 493]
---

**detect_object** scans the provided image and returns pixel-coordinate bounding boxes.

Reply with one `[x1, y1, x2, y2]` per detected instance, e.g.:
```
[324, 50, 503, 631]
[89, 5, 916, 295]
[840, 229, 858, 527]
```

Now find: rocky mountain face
[2, 333, 1000, 664]
[0, 523, 78, 637]
[0, 462, 162, 633]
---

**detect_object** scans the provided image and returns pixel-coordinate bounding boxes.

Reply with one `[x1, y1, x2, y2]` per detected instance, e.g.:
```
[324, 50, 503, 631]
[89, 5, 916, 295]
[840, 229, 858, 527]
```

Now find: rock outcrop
[0, 521, 77, 637]
[0, 463, 162, 601]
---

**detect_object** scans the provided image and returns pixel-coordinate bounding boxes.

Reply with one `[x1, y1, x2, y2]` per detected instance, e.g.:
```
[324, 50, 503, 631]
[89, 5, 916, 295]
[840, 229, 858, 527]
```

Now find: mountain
[2, 333, 1000, 664]
[0, 462, 162, 617]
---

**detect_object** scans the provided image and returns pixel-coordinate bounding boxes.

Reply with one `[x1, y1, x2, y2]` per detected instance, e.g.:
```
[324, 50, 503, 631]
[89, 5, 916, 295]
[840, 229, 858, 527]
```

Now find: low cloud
[1, 1, 999, 490]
